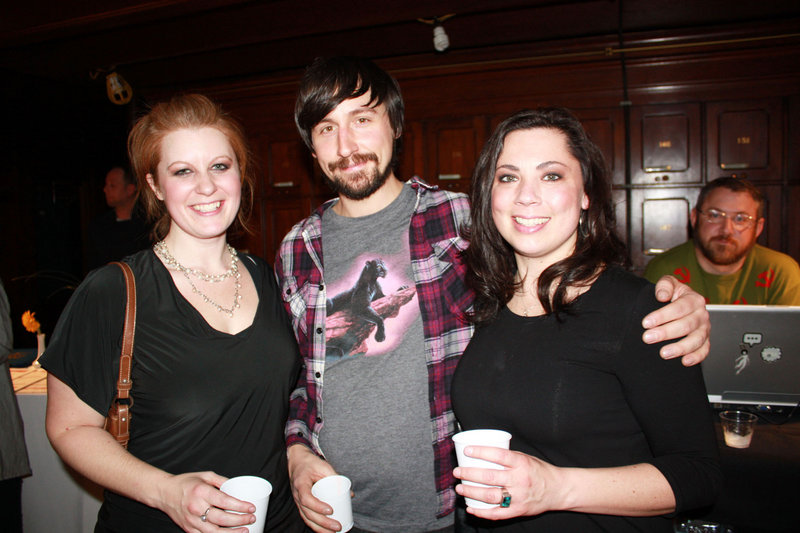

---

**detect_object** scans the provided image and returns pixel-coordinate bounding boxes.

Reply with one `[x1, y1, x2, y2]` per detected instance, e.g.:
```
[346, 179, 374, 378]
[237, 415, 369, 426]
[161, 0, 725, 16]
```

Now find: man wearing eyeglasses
[645, 177, 800, 304]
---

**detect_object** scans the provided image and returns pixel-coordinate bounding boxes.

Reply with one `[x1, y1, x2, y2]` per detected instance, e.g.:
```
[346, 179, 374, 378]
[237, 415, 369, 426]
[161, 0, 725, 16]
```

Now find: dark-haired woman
[451, 108, 721, 532]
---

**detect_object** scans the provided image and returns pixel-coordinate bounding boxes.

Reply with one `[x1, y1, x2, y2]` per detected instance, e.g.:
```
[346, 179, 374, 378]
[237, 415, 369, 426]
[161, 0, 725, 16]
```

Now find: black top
[452, 267, 721, 532]
[41, 249, 304, 532]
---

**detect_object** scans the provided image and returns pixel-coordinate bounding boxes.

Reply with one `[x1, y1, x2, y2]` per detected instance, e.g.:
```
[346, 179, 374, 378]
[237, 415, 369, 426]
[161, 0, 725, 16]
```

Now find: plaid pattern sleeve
[276, 201, 332, 455]
[408, 179, 475, 517]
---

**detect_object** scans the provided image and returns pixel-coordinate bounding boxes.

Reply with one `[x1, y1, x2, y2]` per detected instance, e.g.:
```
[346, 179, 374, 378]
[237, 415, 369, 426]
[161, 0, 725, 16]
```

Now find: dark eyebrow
[495, 160, 567, 172]
[536, 160, 567, 170]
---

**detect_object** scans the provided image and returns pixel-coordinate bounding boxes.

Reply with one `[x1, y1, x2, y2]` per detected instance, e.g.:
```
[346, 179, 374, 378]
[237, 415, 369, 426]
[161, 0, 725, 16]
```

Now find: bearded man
[645, 177, 800, 304]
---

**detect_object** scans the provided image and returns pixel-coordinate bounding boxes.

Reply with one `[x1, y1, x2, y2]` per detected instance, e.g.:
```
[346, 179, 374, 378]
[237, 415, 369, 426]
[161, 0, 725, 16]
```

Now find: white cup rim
[452, 429, 511, 444]
[220, 475, 273, 500]
[311, 474, 352, 496]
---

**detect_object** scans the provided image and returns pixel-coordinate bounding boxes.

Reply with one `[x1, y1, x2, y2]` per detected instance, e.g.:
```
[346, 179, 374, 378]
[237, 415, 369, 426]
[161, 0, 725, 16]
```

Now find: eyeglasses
[696, 208, 757, 231]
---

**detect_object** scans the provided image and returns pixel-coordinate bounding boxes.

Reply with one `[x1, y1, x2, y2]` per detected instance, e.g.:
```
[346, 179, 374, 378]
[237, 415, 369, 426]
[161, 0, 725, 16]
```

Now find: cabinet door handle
[720, 163, 749, 170]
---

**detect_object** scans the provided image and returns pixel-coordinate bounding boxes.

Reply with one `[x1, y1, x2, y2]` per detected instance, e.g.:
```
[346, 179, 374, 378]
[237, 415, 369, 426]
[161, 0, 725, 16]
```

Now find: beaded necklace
[153, 240, 242, 317]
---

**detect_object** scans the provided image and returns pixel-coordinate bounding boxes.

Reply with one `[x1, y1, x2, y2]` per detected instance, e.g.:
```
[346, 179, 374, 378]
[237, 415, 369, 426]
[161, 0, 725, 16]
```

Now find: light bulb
[433, 25, 449, 52]
[106, 72, 133, 105]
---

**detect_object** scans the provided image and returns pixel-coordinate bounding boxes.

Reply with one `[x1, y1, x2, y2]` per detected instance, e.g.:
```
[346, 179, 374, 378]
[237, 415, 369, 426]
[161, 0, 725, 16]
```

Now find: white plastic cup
[220, 475, 272, 533]
[452, 429, 512, 509]
[719, 410, 757, 448]
[311, 475, 353, 532]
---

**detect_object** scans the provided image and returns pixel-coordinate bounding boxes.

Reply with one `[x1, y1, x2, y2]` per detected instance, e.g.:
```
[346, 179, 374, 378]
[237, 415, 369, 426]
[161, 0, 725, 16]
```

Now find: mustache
[709, 236, 735, 245]
[328, 152, 378, 172]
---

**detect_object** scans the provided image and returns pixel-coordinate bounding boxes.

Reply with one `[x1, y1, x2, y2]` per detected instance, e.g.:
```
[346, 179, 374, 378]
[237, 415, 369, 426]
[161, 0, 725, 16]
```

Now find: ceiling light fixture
[418, 14, 455, 53]
[90, 67, 133, 105]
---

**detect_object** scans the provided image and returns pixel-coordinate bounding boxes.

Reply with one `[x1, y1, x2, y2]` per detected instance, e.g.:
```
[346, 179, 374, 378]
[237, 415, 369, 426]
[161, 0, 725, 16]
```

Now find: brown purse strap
[110, 262, 136, 402]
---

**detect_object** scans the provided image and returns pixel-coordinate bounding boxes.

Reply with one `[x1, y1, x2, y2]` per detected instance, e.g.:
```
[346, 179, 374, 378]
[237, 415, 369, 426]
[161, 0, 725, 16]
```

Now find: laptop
[702, 305, 800, 407]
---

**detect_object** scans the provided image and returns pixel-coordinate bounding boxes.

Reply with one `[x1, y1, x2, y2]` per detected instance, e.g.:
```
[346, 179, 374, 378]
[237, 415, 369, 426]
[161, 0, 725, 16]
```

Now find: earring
[579, 210, 589, 238]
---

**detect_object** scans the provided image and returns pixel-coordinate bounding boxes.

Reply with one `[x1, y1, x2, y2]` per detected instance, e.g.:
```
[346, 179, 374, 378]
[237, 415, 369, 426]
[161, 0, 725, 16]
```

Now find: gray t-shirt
[320, 186, 448, 532]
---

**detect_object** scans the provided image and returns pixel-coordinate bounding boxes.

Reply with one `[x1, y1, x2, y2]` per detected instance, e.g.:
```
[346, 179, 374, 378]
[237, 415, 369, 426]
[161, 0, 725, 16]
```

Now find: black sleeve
[39, 264, 128, 416]
[614, 282, 722, 513]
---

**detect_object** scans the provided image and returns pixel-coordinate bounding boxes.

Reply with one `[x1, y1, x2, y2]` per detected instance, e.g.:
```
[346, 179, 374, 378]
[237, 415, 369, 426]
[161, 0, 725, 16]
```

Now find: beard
[696, 234, 754, 266]
[324, 152, 393, 201]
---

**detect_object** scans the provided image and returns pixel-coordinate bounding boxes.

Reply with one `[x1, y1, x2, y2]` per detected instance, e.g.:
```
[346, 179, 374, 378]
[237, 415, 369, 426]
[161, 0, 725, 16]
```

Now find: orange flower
[22, 310, 41, 334]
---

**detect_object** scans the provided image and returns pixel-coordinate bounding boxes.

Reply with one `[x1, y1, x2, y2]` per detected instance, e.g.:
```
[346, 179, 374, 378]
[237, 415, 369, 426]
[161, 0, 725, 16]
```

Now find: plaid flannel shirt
[275, 178, 474, 518]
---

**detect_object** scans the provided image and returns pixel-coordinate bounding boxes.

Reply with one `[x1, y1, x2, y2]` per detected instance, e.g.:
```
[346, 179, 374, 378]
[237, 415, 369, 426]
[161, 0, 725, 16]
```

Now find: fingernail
[643, 331, 656, 343]
[661, 347, 675, 358]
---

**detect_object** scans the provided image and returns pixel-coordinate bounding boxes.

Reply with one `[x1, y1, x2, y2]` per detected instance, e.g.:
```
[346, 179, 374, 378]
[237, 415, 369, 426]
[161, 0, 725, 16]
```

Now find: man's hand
[287, 444, 343, 532]
[642, 275, 710, 366]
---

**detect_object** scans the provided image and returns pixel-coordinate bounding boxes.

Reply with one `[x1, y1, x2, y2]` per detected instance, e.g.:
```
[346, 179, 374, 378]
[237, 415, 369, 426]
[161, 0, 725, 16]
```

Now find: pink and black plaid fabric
[275, 178, 474, 518]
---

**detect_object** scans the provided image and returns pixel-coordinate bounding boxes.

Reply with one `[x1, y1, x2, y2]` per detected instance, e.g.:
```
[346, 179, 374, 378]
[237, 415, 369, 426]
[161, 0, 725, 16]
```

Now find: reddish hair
[127, 93, 255, 240]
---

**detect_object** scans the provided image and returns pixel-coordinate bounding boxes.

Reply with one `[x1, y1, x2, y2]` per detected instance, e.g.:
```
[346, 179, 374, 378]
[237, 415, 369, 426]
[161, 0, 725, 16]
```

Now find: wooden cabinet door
[263, 195, 315, 264]
[247, 135, 317, 262]
[575, 107, 626, 186]
[706, 99, 783, 182]
[425, 117, 488, 194]
[263, 137, 315, 194]
[630, 104, 702, 185]
[629, 187, 700, 273]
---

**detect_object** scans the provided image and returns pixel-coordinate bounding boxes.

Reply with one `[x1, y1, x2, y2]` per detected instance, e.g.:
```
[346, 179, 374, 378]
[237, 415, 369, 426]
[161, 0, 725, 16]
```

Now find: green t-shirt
[644, 240, 800, 305]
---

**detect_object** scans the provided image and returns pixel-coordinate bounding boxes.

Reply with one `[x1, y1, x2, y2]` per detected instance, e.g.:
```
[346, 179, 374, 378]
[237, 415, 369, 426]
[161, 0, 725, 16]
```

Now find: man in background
[86, 166, 151, 270]
[0, 277, 32, 533]
[646, 177, 800, 304]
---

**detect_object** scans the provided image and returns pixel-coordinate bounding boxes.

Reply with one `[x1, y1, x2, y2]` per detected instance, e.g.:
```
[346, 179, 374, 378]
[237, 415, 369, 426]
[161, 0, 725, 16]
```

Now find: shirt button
[316, 417, 322, 423]
[296, 431, 303, 437]
[319, 284, 324, 290]
[316, 327, 323, 334]
[286, 288, 291, 295]
[315, 372, 321, 378]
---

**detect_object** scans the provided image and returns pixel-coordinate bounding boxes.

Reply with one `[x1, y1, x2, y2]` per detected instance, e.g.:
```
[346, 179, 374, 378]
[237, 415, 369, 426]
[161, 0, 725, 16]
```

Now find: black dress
[41, 249, 304, 532]
[452, 267, 721, 532]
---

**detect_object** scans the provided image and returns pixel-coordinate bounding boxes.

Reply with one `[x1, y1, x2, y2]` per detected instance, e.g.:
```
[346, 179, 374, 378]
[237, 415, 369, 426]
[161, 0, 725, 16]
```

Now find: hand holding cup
[452, 429, 512, 509]
[220, 476, 272, 533]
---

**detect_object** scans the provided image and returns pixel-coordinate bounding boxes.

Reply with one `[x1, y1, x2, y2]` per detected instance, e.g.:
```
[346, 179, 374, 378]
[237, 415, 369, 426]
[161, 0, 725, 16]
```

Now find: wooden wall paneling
[788, 184, 800, 261]
[789, 95, 800, 184]
[398, 120, 425, 181]
[267, 138, 313, 193]
[424, 116, 488, 194]
[629, 187, 700, 273]
[623, 44, 800, 105]
[755, 184, 784, 252]
[263, 196, 314, 265]
[262, 135, 317, 263]
[630, 104, 702, 185]
[575, 107, 627, 186]
[706, 99, 783, 182]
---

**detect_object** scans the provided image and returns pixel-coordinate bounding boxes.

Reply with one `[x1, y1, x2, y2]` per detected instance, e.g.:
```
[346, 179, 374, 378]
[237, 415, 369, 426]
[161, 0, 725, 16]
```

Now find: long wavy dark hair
[463, 107, 629, 324]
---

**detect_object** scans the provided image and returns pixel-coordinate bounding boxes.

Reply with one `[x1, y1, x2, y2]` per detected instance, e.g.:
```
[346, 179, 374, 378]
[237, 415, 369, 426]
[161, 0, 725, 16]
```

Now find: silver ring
[200, 507, 211, 522]
[500, 489, 511, 508]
